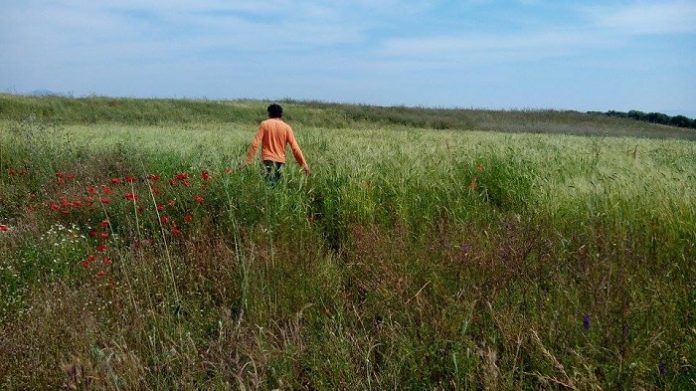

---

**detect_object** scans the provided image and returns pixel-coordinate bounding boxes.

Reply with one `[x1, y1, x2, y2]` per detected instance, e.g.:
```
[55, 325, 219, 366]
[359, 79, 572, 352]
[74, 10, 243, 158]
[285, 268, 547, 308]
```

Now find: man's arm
[244, 126, 264, 166]
[287, 128, 311, 175]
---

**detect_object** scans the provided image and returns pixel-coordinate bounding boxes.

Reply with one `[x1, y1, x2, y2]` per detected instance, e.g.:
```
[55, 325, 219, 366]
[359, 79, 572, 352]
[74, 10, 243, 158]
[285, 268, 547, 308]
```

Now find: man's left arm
[287, 128, 311, 175]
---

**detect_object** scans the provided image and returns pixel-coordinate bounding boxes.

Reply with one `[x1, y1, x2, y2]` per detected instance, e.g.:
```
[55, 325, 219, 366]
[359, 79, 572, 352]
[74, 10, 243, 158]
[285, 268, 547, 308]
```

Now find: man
[244, 104, 311, 185]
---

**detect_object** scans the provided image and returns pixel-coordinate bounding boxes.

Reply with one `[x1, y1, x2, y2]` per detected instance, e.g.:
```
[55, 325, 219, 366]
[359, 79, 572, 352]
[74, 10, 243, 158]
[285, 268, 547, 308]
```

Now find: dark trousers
[262, 160, 284, 186]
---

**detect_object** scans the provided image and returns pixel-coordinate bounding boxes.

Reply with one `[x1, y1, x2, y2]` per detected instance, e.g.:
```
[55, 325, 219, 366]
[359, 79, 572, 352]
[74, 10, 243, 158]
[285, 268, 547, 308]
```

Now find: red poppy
[201, 170, 211, 181]
[124, 176, 138, 183]
[176, 172, 189, 180]
[100, 220, 110, 228]
[50, 203, 60, 211]
[147, 174, 161, 181]
[156, 203, 165, 211]
[169, 179, 178, 187]
[184, 213, 193, 222]
[171, 226, 182, 236]
[151, 187, 162, 196]
[55, 171, 65, 178]
[86, 186, 98, 195]
[168, 199, 176, 207]
[89, 229, 97, 238]
[101, 185, 113, 194]
[66, 174, 76, 181]
[124, 192, 139, 201]
[111, 178, 122, 184]
[99, 232, 109, 240]
[160, 215, 170, 224]
[0, 224, 9, 232]
[193, 195, 204, 204]
[96, 244, 108, 252]
[100, 197, 111, 204]
[102, 257, 112, 266]
[183, 181, 192, 188]
[95, 270, 106, 278]
[81, 255, 95, 268]
[71, 200, 82, 207]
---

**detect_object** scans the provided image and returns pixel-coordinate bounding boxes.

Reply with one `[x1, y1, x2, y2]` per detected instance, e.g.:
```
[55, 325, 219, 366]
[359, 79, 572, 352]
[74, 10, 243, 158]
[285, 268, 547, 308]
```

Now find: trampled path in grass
[0, 98, 695, 389]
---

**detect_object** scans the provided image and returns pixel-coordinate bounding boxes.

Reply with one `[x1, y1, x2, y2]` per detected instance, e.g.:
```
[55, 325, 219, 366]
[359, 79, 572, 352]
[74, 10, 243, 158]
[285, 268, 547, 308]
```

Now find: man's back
[258, 118, 293, 163]
[245, 116, 309, 171]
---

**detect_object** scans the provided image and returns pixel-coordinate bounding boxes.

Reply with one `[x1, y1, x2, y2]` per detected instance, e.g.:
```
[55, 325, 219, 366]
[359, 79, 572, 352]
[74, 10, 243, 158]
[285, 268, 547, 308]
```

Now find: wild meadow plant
[0, 101, 695, 389]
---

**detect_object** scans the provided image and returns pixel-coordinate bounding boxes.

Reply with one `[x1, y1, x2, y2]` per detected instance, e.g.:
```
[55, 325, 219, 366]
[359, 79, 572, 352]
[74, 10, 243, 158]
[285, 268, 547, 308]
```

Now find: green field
[1, 95, 695, 389]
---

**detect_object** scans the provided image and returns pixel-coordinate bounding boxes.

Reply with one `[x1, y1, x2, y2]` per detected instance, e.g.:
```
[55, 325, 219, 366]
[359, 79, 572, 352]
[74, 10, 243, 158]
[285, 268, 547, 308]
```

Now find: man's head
[267, 103, 283, 118]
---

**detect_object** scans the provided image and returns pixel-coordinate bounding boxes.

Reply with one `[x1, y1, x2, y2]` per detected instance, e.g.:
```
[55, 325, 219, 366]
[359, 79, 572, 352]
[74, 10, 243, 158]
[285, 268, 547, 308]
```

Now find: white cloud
[589, 1, 696, 35]
[0, 0, 437, 95]
[377, 1, 696, 64]
[378, 30, 616, 63]
[0, 0, 376, 72]
[1, 0, 426, 55]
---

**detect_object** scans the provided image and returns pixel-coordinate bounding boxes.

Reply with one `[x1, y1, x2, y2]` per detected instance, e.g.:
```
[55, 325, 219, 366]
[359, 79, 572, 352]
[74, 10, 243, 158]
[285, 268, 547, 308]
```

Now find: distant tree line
[588, 110, 696, 130]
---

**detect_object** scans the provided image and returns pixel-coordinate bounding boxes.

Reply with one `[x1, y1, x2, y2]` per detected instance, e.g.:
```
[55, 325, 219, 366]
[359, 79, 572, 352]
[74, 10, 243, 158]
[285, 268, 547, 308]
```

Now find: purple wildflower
[582, 313, 590, 330]
[659, 360, 667, 376]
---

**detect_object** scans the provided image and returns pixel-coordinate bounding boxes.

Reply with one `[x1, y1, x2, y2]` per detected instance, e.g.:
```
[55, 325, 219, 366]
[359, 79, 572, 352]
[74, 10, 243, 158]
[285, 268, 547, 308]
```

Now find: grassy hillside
[2, 93, 695, 140]
[0, 96, 694, 389]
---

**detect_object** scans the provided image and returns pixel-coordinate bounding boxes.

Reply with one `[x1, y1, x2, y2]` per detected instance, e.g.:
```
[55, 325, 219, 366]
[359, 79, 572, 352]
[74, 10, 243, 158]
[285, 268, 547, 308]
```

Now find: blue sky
[1, 0, 695, 116]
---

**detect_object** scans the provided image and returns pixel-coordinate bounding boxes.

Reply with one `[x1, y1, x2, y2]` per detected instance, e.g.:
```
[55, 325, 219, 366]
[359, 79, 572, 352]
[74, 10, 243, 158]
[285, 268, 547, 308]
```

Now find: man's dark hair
[267, 104, 283, 118]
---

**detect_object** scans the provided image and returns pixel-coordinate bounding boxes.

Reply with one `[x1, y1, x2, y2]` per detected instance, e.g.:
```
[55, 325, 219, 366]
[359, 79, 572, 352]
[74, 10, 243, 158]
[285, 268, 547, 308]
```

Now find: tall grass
[0, 102, 694, 389]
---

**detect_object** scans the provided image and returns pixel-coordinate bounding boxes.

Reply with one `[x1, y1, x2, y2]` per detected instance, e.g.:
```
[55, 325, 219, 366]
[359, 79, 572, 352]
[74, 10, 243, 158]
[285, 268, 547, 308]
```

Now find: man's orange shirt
[245, 118, 308, 168]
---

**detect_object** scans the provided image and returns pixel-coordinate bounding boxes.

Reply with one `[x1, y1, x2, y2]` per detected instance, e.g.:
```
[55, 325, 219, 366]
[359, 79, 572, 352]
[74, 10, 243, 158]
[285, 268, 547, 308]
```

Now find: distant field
[2, 93, 695, 140]
[0, 96, 694, 389]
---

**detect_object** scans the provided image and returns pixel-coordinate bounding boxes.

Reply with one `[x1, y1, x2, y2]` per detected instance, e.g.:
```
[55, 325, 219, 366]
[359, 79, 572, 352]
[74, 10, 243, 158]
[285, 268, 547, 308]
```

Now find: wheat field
[1, 96, 694, 389]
